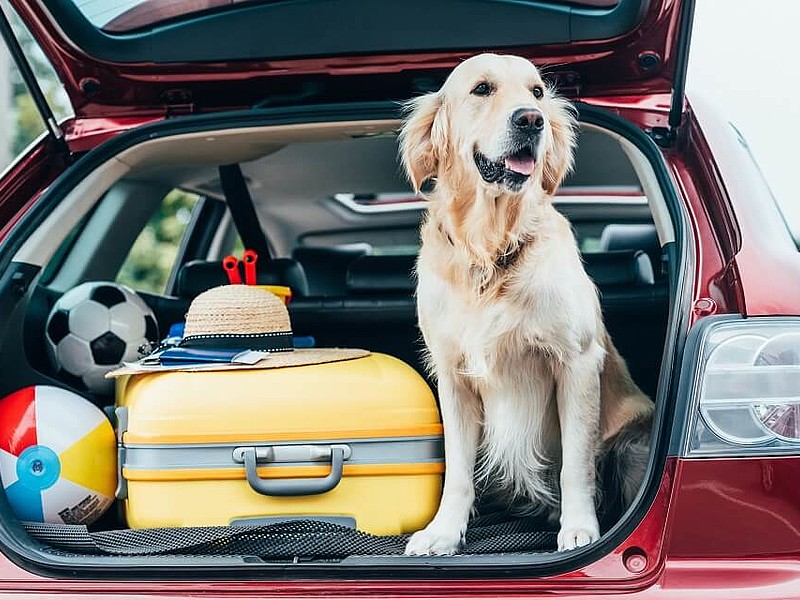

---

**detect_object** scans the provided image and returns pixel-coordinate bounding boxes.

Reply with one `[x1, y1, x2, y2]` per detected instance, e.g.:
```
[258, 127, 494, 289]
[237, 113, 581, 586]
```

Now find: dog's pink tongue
[504, 156, 535, 176]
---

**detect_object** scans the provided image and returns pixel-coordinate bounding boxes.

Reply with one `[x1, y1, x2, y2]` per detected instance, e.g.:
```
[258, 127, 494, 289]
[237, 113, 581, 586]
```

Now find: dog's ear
[542, 96, 577, 195]
[399, 92, 446, 193]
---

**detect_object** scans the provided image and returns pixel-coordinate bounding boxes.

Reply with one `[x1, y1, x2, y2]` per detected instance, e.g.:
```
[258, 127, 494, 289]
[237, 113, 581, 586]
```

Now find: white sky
[689, 0, 800, 230]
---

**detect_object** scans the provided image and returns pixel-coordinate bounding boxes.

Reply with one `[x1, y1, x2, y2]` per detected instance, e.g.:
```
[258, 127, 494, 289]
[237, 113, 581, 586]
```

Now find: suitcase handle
[240, 446, 346, 496]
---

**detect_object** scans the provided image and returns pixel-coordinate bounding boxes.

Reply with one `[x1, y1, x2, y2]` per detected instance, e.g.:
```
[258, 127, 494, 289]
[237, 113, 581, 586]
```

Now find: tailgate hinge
[648, 126, 676, 149]
[161, 89, 196, 117]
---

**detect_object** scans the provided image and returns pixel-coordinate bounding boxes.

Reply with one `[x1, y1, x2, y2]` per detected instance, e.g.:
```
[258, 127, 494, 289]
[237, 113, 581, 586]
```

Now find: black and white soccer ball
[45, 282, 159, 395]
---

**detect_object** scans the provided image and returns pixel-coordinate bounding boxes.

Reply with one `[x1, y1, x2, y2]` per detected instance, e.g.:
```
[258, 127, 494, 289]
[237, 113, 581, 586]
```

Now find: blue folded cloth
[293, 335, 316, 348]
[145, 347, 265, 366]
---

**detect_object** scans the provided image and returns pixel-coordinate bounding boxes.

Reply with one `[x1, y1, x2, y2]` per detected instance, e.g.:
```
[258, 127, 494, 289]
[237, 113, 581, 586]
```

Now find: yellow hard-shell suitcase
[114, 353, 443, 535]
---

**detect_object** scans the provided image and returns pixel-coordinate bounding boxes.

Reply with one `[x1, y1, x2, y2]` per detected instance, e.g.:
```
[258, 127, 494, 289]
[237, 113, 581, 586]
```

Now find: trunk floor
[23, 512, 558, 558]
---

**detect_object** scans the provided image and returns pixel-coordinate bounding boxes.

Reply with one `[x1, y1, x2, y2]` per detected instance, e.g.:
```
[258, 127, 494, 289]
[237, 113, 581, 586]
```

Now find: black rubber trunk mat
[23, 513, 558, 558]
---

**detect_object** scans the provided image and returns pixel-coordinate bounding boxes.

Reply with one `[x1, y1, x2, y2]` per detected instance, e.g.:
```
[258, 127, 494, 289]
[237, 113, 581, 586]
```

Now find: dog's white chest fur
[416, 238, 601, 506]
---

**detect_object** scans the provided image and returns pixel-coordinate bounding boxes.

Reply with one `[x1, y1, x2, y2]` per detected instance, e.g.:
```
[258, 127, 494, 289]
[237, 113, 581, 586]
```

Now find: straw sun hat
[174, 284, 367, 369]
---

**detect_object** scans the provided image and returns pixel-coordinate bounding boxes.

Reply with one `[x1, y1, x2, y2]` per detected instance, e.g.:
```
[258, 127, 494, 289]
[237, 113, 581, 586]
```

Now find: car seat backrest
[343, 250, 654, 294]
[346, 255, 416, 294]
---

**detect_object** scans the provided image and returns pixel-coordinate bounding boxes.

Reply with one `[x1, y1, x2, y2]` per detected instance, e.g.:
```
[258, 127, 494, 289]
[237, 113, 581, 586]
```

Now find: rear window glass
[72, 0, 264, 31]
[0, 1, 72, 175]
[72, 0, 620, 32]
[333, 193, 427, 214]
[116, 189, 200, 294]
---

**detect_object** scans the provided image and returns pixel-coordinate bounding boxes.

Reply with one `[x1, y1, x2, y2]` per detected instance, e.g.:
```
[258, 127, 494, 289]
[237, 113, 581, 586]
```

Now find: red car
[0, 0, 799, 597]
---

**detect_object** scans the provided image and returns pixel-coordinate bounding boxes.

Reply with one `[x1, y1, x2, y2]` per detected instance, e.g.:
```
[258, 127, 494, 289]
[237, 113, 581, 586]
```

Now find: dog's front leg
[555, 342, 603, 551]
[405, 374, 480, 556]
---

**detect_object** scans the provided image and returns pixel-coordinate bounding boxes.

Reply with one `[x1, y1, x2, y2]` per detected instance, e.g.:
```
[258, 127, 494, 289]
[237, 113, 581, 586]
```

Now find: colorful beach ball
[0, 386, 116, 524]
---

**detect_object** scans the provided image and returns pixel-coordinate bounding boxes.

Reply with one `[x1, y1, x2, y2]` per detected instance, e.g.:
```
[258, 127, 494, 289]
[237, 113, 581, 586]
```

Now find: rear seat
[176, 249, 667, 398]
[290, 255, 419, 375]
[292, 250, 667, 395]
[343, 250, 656, 294]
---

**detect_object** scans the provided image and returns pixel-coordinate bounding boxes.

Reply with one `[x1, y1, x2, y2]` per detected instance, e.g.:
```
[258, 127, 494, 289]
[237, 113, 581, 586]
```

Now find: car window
[0, 1, 72, 176]
[116, 189, 201, 295]
[299, 230, 421, 257]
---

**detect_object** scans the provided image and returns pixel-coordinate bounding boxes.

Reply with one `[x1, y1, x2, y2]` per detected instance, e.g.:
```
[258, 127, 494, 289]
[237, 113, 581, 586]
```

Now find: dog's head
[400, 53, 576, 197]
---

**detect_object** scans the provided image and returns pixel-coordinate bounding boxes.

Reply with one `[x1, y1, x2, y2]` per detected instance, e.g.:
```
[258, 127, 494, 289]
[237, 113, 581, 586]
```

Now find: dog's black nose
[511, 108, 544, 132]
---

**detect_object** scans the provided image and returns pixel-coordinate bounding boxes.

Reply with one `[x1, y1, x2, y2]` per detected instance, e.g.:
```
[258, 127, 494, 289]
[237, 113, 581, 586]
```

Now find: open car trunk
[0, 100, 689, 578]
[0, 0, 696, 582]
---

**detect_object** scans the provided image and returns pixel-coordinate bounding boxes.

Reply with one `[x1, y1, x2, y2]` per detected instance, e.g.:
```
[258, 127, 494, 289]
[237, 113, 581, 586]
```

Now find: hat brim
[106, 348, 370, 378]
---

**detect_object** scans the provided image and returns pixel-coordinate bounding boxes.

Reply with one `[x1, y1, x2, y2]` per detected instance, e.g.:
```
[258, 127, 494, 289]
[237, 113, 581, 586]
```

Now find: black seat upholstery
[290, 296, 421, 377]
[599, 223, 659, 252]
[346, 255, 416, 294]
[344, 250, 654, 295]
[298, 250, 665, 395]
[175, 258, 309, 298]
[293, 245, 369, 296]
[173, 249, 667, 398]
[599, 223, 661, 275]
[583, 250, 654, 287]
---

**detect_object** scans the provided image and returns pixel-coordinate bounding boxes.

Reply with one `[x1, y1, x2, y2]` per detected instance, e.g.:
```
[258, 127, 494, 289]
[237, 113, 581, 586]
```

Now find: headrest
[599, 224, 659, 254]
[346, 255, 416, 294]
[583, 250, 654, 287]
[293, 245, 370, 296]
[175, 258, 309, 299]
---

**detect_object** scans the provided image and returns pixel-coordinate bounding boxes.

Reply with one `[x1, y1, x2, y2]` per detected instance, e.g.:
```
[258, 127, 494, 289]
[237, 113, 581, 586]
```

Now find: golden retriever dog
[400, 53, 654, 555]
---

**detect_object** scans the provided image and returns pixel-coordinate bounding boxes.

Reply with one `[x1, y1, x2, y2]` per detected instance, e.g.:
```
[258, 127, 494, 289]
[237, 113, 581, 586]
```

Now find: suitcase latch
[232, 444, 352, 464]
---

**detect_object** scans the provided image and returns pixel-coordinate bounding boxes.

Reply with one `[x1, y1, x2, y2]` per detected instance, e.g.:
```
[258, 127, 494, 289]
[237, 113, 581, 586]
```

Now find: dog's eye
[532, 85, 545, 99]
[471, 82, 493, 97]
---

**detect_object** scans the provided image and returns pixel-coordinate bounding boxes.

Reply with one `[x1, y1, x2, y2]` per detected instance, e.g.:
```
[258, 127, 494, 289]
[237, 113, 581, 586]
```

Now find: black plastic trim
[39, 0, 647, 64]
[0, 99, 690, 580]
[164, 196, 227, 296]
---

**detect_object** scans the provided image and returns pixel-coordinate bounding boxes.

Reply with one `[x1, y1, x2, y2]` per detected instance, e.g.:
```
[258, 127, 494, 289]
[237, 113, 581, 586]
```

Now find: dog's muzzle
[474, 137, 540, 192]
[474, 107, 546, 192]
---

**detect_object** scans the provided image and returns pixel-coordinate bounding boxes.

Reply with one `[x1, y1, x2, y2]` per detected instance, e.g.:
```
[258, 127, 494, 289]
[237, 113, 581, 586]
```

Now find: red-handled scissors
[222, 255, 242, 284]
[242, 249, 258, 286]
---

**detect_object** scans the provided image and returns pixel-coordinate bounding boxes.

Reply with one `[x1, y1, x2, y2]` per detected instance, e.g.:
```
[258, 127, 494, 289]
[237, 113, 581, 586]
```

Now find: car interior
[0, 116, 675, 565]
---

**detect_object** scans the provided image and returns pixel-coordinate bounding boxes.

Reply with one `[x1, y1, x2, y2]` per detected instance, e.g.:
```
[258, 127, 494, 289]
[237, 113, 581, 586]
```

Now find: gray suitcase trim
[121, 436, 444, 471]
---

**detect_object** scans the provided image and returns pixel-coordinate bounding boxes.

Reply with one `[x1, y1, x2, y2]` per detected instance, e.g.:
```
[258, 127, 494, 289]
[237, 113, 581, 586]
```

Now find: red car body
[0, 0, 799, 597]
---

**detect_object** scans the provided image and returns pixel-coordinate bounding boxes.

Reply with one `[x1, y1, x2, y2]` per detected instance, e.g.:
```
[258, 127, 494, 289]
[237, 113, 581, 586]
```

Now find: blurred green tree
[116, 190, 200, 295]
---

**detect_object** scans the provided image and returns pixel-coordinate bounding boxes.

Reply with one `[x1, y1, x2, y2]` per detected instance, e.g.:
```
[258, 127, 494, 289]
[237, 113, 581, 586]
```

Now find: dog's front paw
[557, 515, 600, 551]
[404, 525, 463, 556]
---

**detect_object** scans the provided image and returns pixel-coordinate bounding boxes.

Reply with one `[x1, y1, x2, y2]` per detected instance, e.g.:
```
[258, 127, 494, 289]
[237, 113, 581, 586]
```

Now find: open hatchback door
[8, 0, 694, 134]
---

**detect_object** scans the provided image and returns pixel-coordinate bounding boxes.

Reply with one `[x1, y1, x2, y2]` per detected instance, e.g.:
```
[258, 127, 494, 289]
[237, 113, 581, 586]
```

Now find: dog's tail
[597, 413, 652, 531]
